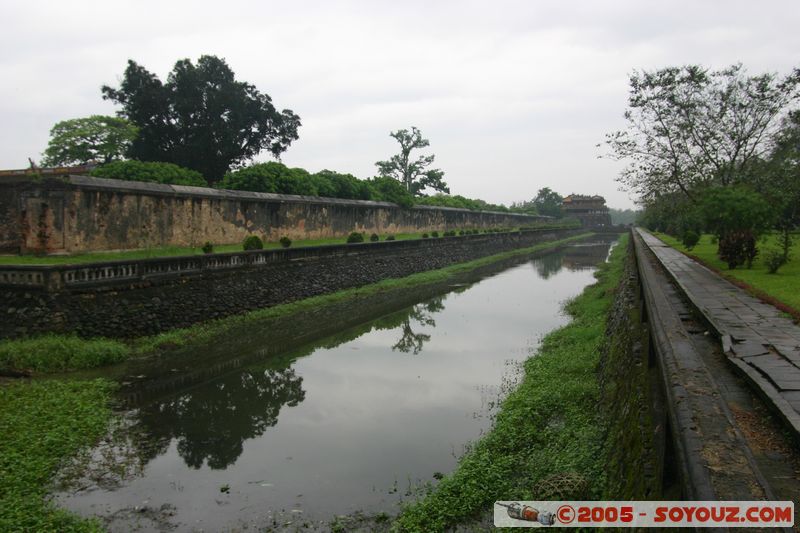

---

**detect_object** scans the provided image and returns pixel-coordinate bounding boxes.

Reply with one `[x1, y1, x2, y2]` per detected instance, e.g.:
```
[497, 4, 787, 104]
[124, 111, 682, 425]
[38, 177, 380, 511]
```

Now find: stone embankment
[602, 229, 800, 511]
[0, 228, 584, 339]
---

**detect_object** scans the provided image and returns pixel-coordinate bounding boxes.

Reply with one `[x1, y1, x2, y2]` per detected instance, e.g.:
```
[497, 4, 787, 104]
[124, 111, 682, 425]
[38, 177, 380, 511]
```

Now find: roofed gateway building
[561, 194, 612, 227]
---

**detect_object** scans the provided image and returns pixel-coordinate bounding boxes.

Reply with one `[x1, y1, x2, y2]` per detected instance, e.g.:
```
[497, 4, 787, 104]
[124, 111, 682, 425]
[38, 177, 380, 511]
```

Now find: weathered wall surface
[598, 237, 666, 499]
[0, 228, 584, 339]
[0, 176, 546, 254]
[0, 185, 21, 253]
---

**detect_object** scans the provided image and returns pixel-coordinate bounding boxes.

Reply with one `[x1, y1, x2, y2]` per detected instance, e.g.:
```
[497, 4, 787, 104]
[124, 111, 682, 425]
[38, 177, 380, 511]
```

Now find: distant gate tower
[561, 194, 612, 227]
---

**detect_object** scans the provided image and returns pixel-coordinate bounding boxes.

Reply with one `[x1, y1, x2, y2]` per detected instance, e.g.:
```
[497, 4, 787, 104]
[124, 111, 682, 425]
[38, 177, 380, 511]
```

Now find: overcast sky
[1, 1, 798, 209]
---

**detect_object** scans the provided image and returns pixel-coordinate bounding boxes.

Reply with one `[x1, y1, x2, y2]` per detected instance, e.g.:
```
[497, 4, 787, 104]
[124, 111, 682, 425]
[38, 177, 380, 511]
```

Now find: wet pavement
[638, 229, 800, 440]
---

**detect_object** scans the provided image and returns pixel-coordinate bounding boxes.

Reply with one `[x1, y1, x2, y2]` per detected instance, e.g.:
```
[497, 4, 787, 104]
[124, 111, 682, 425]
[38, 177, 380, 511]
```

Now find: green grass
[393, 234, 627, 532]
[0, 225, 582, 266]
[0, 233, 592, 375]
[654, 232, 800, 315]
[0, 335, 130, 373]
[0, 379, 115, 532]
[0, 233, 429, 265]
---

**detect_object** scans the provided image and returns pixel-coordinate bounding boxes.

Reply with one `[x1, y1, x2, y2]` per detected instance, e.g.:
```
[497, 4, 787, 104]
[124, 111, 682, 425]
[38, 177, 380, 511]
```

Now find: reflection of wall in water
[562, 242, 616, 270]
[530, 238, 618, 279]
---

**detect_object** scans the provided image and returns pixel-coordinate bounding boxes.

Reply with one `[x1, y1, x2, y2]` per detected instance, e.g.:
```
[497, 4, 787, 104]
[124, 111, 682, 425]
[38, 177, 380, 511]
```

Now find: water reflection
[58, 236, 619, 532]
[531, 240, 616, 278]
[129, 295, 452, 471]
[138, 366, 305, 470]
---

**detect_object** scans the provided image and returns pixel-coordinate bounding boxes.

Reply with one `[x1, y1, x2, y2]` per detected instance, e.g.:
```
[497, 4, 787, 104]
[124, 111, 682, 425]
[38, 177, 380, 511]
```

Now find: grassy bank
[393, 234, 627, 532]
[0, 232, 428, 265]
[0, 379, 115, 532]
[0, 233, 593, 375]
[0, 226, 581, 266]
[655, 232, 800, 316]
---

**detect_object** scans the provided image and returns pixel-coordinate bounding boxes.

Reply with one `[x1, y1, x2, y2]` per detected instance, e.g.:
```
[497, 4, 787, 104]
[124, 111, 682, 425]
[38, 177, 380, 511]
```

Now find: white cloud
[1, 0, 798, 209]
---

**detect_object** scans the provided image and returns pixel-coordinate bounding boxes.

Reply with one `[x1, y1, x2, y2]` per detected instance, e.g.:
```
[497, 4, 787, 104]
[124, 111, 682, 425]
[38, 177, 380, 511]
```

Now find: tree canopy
[90, 160, 207, 187]
[42, 115, 137, 166]
[605, 64, 800, 203]
[375, 127, 449, 196]
[102, 55, 301, 183]
[531, 187, 563, 218]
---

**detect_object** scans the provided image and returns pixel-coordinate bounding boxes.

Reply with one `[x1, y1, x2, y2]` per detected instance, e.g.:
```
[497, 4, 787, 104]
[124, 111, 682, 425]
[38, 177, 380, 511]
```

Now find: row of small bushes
[197, 227, 521, 254]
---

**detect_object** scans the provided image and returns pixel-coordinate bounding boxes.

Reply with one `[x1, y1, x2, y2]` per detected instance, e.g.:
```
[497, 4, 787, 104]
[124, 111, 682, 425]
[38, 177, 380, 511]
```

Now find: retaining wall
[0, 175, 546, 254]
[0, 227, 583, 339]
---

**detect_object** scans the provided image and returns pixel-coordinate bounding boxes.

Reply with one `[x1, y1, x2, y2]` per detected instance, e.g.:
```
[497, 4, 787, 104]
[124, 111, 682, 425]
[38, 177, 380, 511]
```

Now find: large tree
[604, 64, 800, 203]
[42, 115, 137, 166]
[531, 187, 563, 218]
[375, 127, 448, 196]
[102, 55, 301, 183]
[746, 110, 800, 263]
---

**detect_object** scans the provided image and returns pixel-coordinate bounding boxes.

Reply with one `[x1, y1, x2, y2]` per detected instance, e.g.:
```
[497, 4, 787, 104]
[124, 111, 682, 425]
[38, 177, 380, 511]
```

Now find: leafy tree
[219, 162, 316, 195]
[42, 115, 137, 166]
[532, 187, 563, 218]
[102, 55, 301, 183]
[90, 160, 207, 186]
[604, 64, 800, 203]
[366, 176, 415, 208]
[747, 110, 800, 264]
[375, 127, 449, 196]
[416, 193, 510, 212]
[311, 169, 376, 200]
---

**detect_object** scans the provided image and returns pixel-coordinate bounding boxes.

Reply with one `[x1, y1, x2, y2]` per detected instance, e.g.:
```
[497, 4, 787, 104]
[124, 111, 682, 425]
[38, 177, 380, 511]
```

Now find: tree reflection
[124, 294, 450, 471]
[531, 250, 566, 279]
[135, 366, 304, 470]
[390, 297, 445, 354]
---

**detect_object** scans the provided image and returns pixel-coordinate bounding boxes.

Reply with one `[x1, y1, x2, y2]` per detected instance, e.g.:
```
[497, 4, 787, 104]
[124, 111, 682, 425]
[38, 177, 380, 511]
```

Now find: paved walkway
[637, 229, 800, 438]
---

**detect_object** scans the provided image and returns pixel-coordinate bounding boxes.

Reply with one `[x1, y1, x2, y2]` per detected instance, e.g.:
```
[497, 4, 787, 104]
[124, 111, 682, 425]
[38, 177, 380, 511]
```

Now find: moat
[56, 237, 617, 531]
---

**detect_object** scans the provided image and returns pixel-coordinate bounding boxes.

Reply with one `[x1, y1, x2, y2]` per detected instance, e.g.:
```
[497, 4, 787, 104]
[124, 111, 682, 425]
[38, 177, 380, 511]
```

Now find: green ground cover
[0, 225, 579, 266]
[0, 379, 115, 532]
[393, 234, 627, 532]
[0, 233, 426, 265]
[0, 233, 593, 375]
[655, 232, 800, 315]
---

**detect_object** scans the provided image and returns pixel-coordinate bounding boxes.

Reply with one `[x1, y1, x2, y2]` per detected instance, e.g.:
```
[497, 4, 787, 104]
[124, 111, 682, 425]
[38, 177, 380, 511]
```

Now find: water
[56, 237, 617, 531]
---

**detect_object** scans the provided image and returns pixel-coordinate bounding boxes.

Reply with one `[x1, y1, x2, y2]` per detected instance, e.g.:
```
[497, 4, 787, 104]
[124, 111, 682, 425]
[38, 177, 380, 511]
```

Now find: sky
[1, 1, 798, 210]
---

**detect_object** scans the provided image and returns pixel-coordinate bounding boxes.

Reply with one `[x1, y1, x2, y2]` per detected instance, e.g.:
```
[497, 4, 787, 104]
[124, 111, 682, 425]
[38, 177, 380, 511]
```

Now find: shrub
[279, 236, 292, 248]
[346, 232, 365, 244]
[431, 231, 440, 238]
[763, 247, 788, 274]
[458, 230, 465, 236]
[370, 233, 380, 242]
[422, 233, 429, 239]
[385, 235, 396, 241]
[201, 241, 214, 254]
[681, 230, 700, 250]
[90, 160, 207, 187]
[443, 230, 456, 237]
[718, 230, 758, 269]
[243, 235, 263, 250]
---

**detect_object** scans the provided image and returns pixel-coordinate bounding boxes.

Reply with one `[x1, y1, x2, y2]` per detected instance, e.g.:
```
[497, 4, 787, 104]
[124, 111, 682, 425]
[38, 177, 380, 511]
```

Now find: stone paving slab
[637, 229, 800, 439]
